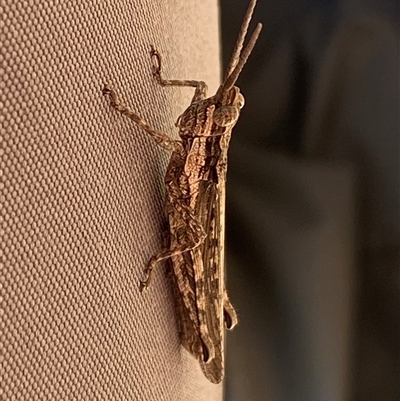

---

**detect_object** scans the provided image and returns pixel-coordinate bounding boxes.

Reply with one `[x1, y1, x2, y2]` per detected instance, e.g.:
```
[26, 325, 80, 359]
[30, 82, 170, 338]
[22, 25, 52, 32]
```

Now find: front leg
[150, 46, 208, 102]
[102, 84, 180, 152]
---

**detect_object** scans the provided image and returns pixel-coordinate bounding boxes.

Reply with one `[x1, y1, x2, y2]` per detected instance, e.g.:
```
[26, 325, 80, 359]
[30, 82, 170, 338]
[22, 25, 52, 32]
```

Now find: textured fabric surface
[1, 1, 222, 400]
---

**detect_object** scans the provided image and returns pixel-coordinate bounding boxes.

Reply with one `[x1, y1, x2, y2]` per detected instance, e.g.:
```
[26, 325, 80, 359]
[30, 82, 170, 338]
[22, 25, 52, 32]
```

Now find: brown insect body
[103, 0, 261, 384]
[166, 89, 242, 383]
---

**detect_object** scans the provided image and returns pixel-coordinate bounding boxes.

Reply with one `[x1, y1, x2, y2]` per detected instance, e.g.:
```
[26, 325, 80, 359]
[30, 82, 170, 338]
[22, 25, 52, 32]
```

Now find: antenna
[221, 0, 262, 94]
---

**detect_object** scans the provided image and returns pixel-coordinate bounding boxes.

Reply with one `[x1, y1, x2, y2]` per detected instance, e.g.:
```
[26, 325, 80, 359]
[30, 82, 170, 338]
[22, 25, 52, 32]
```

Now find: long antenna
[221, 22, 262, 93]
[224, 0, 259, 80]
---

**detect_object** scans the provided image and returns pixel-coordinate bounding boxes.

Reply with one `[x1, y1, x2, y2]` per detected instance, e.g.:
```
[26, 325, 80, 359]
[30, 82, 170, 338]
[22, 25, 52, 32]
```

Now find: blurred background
[220, 0, 399, 400]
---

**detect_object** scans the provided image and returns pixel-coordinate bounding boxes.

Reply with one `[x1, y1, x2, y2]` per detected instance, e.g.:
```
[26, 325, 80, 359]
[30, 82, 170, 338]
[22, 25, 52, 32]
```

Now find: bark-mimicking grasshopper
[103, 0, 261, 384]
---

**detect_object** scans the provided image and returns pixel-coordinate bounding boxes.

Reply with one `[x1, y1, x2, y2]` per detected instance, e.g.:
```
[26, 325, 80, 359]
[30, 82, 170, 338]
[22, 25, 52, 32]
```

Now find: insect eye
[236, 93, 245, 109]
[213, 106, 240, 127]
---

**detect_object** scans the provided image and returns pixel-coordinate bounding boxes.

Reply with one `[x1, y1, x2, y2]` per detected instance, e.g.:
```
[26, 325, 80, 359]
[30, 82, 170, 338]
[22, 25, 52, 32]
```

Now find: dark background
[220, 0, 399, 400]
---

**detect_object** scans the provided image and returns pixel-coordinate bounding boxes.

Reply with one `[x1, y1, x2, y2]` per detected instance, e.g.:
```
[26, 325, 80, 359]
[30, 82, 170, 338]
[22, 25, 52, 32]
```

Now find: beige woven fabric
[1, 0, 222, 399]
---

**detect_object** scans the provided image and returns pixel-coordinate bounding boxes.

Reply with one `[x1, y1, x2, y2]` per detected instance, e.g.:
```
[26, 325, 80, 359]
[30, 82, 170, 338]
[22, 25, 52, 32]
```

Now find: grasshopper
[103, 0, 261, 383]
